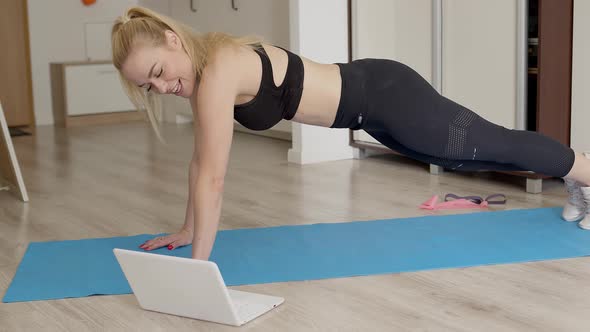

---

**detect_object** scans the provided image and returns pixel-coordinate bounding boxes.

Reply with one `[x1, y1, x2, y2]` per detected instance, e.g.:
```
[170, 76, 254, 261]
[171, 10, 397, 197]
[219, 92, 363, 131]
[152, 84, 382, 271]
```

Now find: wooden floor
[1, 122, 589, 331]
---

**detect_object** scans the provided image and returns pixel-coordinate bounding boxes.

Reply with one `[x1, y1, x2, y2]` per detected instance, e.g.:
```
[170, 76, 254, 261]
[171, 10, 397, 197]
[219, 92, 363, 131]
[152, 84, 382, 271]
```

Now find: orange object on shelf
[82, 0, 96, 6]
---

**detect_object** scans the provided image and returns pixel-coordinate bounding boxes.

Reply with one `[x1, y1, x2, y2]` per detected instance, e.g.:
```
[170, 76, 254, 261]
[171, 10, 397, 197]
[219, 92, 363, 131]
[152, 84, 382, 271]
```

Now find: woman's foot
[563, 152, 590, 226]
[562, 178, 586, 222]
[578, 187, 590, 230]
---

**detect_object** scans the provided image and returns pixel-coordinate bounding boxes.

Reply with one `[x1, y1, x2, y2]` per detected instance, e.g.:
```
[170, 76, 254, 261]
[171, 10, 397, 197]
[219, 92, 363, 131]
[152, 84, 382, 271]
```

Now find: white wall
[27, 0, 137, 125]
[571, 0, 590, 153]
[287, 0, 356, 164]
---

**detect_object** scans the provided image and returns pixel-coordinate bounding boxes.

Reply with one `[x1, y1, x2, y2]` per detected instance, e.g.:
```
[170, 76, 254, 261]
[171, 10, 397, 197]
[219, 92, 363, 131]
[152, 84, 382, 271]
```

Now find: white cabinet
[349, 0, 543, 192]
[50, 61, 142, 127]
[64, 64, 135, 116]
[442, 0, 521, 129]
[350, 0, 434, 145]
[351, 0, 525, 145]
[350, 0, 434, 81]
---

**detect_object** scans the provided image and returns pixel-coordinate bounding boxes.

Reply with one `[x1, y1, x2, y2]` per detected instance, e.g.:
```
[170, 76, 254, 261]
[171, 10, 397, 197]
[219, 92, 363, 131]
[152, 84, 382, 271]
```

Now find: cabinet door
[442, 0, 520, 129]
[65, 64, 135, 116]
[350, 0, 434, 144]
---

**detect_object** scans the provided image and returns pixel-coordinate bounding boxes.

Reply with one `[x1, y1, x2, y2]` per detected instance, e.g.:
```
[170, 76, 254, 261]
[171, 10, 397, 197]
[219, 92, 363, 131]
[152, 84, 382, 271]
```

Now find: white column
[287, 0, 356, 164]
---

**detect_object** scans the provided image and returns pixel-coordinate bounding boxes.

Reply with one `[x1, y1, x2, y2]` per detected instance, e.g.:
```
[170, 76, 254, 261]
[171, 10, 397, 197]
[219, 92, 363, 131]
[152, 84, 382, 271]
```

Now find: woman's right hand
[139, 228, 193, 251]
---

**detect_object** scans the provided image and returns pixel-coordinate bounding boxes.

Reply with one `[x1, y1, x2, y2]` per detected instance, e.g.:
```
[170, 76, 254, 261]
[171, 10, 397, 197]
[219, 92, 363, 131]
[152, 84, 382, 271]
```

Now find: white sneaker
[562, 178, 586, 222]
[563, 152, 590, 223]
[579, 187, 590, 230]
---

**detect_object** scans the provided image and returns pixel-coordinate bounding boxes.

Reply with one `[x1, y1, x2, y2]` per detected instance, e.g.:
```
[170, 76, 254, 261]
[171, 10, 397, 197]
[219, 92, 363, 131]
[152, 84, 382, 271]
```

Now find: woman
[111, 7, 590, 260]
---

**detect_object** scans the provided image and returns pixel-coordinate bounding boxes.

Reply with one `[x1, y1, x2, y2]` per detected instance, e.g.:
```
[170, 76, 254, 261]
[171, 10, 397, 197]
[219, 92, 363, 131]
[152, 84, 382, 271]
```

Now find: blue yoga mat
[4, 207, 590, 303]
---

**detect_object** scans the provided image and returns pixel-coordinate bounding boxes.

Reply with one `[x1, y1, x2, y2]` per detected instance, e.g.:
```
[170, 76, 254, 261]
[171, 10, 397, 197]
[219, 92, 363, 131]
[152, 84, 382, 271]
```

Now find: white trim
[350, 0, 358, 60]
[516, 0, 528, 130]
[432, 0, 442, 93]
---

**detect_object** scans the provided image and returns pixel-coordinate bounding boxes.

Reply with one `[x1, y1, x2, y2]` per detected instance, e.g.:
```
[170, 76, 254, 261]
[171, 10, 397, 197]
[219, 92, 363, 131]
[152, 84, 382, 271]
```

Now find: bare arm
[181, 158, 196, 235]
[139, 159, 196, 251]
[189, 48, 238, 260]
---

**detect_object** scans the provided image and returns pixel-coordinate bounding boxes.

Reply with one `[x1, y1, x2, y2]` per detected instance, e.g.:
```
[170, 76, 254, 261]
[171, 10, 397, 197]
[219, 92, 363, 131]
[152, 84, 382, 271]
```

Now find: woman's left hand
[139, 229, 193, 251]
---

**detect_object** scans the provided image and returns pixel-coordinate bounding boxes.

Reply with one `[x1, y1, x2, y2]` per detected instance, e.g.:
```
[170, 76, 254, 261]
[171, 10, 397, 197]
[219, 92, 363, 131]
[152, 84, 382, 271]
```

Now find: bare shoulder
[200, 44, 244, 85]
[194, 44, 256, 102]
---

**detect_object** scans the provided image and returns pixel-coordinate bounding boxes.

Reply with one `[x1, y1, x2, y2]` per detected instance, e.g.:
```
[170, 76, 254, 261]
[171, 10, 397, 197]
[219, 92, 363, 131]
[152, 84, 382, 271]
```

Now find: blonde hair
[111, 6, 262, 140]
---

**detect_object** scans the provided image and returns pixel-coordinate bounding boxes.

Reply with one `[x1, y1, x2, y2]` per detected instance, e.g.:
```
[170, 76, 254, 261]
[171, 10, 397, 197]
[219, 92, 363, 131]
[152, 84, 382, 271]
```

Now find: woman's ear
[164, 30, 182, 50]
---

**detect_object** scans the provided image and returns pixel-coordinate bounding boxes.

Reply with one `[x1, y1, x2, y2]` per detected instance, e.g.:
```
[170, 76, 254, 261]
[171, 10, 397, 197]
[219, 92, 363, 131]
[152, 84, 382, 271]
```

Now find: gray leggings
[332, 58, 575, 177]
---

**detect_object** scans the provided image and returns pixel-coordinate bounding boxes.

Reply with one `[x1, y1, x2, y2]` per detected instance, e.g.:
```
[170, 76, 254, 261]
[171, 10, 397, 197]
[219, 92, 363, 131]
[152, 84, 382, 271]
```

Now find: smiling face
[121, 30, 196, 98]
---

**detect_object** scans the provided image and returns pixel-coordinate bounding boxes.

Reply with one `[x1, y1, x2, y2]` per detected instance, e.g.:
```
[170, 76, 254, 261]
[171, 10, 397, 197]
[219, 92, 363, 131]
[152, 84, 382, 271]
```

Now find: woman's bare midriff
[233, 43, 342, 128]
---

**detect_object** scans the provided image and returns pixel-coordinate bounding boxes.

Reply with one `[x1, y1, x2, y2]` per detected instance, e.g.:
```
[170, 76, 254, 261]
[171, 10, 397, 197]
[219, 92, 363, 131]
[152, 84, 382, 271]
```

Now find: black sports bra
[233, 45, 304, 131]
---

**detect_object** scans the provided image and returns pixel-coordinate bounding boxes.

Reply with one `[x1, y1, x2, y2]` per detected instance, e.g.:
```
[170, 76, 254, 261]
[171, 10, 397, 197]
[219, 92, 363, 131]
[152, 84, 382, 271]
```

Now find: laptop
[113, 248, 284, 326]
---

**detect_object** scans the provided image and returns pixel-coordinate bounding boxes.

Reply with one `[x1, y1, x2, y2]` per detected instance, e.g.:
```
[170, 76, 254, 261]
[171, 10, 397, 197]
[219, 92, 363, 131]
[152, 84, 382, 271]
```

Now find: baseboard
[62, 111, 145, 127]
[233, 124, 292, 141]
